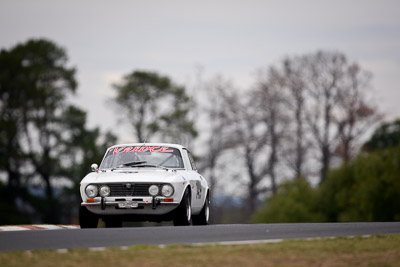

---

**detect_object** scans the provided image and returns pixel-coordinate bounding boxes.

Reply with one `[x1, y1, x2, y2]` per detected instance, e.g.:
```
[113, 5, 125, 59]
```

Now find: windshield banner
[109, 146, 174, 154]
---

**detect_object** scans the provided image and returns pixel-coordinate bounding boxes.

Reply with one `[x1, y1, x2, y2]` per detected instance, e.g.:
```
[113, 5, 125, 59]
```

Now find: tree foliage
[362, 119, 400, 152]
[0, 38, 115, 224]
[319, 144, 400, 222]
[57, 107, 117, 222]
[112, 71, 197, 145]
[252, 123, 400, 223]
[252, 179, 324, 223]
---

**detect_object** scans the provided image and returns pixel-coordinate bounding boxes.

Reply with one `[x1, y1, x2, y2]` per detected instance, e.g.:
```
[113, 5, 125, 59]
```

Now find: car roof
[107, 143, 187, 150]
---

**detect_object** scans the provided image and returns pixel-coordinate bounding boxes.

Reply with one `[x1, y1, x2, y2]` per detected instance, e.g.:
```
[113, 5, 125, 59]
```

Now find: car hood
[86, 169, 179, 183]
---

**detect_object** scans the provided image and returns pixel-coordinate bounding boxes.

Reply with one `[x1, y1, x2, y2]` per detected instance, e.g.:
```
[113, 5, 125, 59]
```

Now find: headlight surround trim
[161, 184, 174, 197]
[99, 185, 111, 197]
[148, 185, 160, 196]
[85, 184, 99, 198]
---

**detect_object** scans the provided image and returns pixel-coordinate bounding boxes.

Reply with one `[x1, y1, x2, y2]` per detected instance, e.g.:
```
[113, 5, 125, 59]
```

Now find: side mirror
[91, 163, 99, 172]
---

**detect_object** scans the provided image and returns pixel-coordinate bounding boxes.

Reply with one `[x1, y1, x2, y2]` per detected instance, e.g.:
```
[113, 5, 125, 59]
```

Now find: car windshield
[99, 145, 184, 169]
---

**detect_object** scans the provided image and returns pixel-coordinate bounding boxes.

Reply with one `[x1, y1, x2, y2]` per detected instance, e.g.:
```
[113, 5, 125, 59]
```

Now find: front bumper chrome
[81, 196, 178, 208]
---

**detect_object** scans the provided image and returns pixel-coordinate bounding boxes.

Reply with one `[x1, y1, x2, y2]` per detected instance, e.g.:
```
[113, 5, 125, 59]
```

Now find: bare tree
[199, 67, 289, 219]
[195, 51, 380, 223]
[298, 51, 380, 182]
[282, 57, 308, 179]
[214, 85, 270, 217]
[205, 68, 289, 218]
[198, 76, 234, 200]
[254, 67, 289, 194]
[334, 63, 381, 162]
[302, 51, 346, 183]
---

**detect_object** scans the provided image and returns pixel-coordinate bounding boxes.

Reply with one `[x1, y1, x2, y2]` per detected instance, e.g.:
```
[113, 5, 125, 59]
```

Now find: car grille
[107, 183, 162, 197]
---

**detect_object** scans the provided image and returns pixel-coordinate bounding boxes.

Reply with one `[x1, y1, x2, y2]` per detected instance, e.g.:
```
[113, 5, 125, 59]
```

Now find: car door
[182, 149, 205, 212]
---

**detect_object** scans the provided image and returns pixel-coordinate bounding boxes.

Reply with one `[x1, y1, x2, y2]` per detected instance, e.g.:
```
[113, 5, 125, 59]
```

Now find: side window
[187, 150, 198, 171]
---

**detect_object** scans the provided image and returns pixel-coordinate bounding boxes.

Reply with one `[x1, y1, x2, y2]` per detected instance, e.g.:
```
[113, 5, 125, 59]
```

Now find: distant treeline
[253, 120, 400, 223]
[1, 37, 395, 225]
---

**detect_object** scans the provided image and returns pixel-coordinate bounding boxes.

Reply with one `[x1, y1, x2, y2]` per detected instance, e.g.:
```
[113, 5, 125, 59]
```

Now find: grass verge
[1, 234, 400, 267]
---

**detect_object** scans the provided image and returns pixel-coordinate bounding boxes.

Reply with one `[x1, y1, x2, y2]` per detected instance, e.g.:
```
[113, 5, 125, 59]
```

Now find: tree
[253, 136, 400, 223]
[0, 45, 27, 209]
[252, 179, 324, 223]
[281, 57, 308, 179]
[334, 63, 380, 161]
[362, 119, 400, 152]
[250, 51, 380, 223]
[216, 86, 270, 218]
[297, 51, 379, 183]
[207, 72, 289, 218]
[198, 76, 234, 201]
[112, 71, 197, 145]
[302, 51, 346, 183]
[0, 39, 78, 223]
[0, 38, 114, 224]
[254, 67, 289, 194]
[16, 39, 78, 223]
[318, 144, 400, 222]
[59, 106, 116, 222]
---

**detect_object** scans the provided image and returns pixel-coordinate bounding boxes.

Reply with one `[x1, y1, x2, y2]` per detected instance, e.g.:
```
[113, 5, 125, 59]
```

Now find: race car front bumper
[81, 196, 180, 215]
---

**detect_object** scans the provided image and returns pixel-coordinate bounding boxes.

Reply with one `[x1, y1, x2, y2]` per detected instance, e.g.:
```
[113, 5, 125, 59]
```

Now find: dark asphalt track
[1, 222, 400, 252]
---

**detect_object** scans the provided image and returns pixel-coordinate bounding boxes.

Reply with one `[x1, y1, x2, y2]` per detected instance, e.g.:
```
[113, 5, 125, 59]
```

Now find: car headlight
[161, 185, 174, 197]
[99, 185, 111, 197]
[85, 184, 98, 198]
[148, 185, 159, 196]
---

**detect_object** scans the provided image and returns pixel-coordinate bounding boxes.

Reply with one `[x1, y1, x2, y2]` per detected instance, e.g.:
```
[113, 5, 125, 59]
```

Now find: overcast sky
[1, 0, 399, 142]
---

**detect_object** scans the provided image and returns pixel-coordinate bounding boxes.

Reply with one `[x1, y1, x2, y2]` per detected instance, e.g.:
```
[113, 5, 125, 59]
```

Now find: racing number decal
[191, 181, 202, 200]
[195, 181, 202, 199]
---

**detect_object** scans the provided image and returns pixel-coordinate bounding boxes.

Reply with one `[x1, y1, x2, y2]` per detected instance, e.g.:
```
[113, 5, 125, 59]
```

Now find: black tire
[79, 206, 98, 229]
[173, 189, 192, 226]
[192, 193, 210, 225]
[104, 218, 123, 228]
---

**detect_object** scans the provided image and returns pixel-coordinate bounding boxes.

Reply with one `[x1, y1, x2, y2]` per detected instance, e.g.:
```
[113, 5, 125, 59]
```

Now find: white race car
[79, 143, 210, 228]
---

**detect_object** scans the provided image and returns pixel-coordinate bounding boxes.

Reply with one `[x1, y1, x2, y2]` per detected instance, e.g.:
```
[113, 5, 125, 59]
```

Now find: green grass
[1, 235, 400, 267]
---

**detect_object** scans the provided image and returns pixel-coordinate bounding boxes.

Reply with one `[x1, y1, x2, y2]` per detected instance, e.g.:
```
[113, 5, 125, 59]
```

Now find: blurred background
[1, 0, 399, 225]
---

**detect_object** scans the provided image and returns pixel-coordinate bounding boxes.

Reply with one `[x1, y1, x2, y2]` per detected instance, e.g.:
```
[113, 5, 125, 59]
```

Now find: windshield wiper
[122, 160, 147, 167]
[111, 161, 147, 170]
[133, 164, 169, 171]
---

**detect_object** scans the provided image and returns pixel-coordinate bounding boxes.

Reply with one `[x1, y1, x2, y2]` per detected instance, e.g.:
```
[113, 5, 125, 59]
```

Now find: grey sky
[1, 0, 399, 141]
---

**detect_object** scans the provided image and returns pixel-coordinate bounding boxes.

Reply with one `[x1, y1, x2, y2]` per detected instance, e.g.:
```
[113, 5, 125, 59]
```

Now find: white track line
[0, 226, 30, 231]
[188, 235, 373, 247]
[60, 225, 80, 229]
[188, 239, 284, 246]
[0, 225, 80, 231]
[51, 235, 374, 253]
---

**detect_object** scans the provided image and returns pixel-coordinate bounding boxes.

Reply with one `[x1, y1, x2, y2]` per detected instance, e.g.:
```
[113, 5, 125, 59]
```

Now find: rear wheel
[79, 206, 98, 228]
[173, 189, 192, 226]
[193, 193, 210, 225]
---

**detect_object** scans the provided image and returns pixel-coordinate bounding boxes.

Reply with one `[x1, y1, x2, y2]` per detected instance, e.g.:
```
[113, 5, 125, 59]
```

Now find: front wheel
[173, 189, 192, 226]
[79, 206, 98, 228]
[193, 193, 210, 225]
